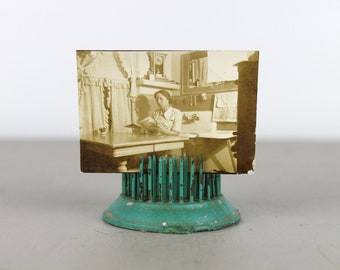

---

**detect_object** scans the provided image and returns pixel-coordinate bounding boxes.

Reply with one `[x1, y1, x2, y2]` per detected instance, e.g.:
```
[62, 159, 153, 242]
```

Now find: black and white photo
[77, 50, 259, 174]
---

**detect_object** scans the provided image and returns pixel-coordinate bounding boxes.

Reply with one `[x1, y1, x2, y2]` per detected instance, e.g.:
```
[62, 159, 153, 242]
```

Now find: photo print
[77, 50, 259, 174]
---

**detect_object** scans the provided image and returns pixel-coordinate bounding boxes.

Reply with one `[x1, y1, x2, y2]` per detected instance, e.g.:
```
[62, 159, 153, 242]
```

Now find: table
[81, 132, 189, 172]
[182, 131, 237, 173]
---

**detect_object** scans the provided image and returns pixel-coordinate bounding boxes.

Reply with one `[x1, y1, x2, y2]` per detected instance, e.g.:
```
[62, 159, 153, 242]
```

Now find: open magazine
[125, 116, 159, 133]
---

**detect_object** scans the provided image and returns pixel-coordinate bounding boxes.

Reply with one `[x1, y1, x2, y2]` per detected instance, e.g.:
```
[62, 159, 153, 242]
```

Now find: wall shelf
[138, 79, 181, 91]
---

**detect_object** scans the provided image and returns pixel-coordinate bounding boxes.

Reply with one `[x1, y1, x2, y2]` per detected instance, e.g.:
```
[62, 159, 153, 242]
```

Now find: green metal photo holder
[103, 155, 240, 234]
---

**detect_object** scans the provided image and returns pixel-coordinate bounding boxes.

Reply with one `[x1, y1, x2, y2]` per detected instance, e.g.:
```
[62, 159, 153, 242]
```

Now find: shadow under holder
[103, 155, 240, 234]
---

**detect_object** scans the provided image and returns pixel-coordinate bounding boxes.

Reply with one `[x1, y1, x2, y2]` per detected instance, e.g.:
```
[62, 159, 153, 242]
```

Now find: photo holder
[103, 155, 240, 234]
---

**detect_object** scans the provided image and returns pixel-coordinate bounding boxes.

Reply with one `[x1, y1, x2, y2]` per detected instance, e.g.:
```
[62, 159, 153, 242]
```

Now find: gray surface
[1, 140, 340, 270]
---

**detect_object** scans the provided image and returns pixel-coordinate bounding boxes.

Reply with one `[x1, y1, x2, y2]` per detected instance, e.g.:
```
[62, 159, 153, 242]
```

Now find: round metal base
[103, 195, 240, 234]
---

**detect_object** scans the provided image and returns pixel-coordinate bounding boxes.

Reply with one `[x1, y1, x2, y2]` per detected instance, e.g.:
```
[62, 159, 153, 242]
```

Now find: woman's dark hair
[154, 90, 172, 104]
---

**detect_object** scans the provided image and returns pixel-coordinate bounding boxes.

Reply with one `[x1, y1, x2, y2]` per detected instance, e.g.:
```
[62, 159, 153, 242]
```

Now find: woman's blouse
[152, 106, 182, 132]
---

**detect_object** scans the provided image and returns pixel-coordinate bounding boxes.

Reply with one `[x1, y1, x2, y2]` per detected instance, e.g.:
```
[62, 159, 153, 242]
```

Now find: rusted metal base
[103, 195, 240, 234]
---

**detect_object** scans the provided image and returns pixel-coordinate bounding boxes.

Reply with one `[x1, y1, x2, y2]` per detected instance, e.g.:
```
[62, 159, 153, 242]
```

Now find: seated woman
[151, 90, 182, 136]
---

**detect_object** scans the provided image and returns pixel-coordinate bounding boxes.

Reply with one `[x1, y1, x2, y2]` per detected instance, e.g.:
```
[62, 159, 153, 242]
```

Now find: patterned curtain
[77, 51, 131, 135]
[110, 81, 131, 132]
[78, 77, 106, 134]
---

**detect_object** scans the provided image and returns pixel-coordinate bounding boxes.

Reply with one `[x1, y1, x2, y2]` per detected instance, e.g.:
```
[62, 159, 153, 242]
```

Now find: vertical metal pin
[206, 174, 211, 200]
[148, 156, 152, 201]
[143, 173, 147, 201]
[158, 156, 163, 202]
[122, 173, 127, 196]
[190, 157, 195, 202]
[198, 155, 204, 201]
[131, 173, 136, 200]
[211, 174, 216, 198]
[169, 157, 173, 202]
[179, 157, 184, 203]
[173, 155, 178, 202]
[216, 174, 221, 197]
[139, 156, 144, 199]
[126, 173, 130, 197]
[183, 155, 188, 201]
[162, 157, 168, 202]
[152, 155, 157, 202]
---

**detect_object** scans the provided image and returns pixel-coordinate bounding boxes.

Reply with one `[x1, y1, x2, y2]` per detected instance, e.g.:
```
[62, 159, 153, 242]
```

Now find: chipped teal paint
[103, 155, 240, 234]
[103, 195, 240, 234]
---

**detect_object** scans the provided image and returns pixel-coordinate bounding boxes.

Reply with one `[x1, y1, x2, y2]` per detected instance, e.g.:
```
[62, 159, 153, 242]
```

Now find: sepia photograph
[77, 50, 259, 174]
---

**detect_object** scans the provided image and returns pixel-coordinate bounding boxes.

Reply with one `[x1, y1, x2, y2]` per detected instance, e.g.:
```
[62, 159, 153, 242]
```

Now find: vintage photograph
[77, 50, 259, 174]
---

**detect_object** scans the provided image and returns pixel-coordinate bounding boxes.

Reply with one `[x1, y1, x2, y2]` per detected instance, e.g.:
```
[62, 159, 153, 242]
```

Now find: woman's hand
[146, 123, 180, 136]
[133, 127, 147, 135]
[156, 125, 179, 136]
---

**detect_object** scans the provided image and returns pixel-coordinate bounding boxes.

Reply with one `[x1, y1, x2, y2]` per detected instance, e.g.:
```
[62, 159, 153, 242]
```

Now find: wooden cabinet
[234, 61, 259, 173]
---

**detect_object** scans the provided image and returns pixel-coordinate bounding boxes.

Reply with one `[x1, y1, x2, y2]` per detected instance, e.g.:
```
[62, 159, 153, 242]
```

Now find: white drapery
[112, 51, 149, 97]
[109, 80, 131, 132]
[77, 51, 157, 134]
[78, 76, 131, 134]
